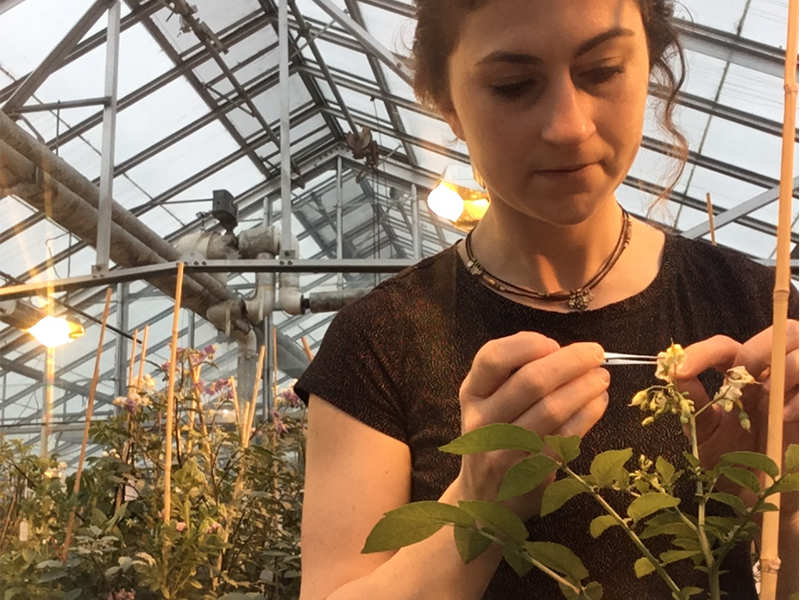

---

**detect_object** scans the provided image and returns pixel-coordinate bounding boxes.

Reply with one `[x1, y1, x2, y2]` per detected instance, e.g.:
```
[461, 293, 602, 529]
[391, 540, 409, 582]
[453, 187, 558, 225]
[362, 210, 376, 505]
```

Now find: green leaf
[62, 590, 83, 600]
[640, 520, 695, 540]
[589, 515, 620, 538]
[544, 435, 581, 464]
[37, 570, 67, 583]
[679, 587, 705, 599]
[634, 557, 656, 578]
[453, 525, 492, 564]
[659, 549, 701, 565]
[525, 541, 589, 580]
[497, 455, 558, 501]
[440, 424, 543, 455]
[590, 449, 633, 487]
[708, 492, 747, 515]
[752, 502, 779, 514]
[458, 500, 529, 544]
[682, 452, 700, 469]
[786, 445, 798, 473]
[540, 478, 587, 517]
[767, 472, 799, 495]
[721, 451, 779, 479]
[719, 467, 761, 494]
[362, 501, 473, 553]
[503, 544, 534, 577]
[656, 456, 677, 487]
[583, 582, 604, 600]
[627, 493, 680, 523]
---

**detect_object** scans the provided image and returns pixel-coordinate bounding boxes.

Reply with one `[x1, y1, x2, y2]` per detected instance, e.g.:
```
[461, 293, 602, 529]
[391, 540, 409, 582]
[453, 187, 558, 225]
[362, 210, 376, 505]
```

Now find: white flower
[655, 344, 687, 382]
[140, 373, 156, 391]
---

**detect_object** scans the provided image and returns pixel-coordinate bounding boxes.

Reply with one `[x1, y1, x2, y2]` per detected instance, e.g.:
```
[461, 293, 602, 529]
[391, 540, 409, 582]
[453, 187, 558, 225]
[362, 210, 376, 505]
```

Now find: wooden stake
[243, 345, 267, 450]
[760, 2, 798, 598]
[704, 193, 717, 246]
[229, 376, 242, 437]
[136, 325, 150, 388]
[163, 263, 185, 523]
[62, 287, 113, 562]
[301, 336, 314, 362]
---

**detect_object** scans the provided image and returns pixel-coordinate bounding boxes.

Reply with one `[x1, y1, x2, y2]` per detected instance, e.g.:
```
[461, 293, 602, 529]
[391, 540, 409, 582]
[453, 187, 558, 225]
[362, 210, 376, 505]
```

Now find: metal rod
[279, 0, 294, 258]
[41, 346, 55, 458]
[94, 0, 121, 272]
[336, 154, 344, 289]
[7, 97, 109, 114]
[411, 183, 420, 260]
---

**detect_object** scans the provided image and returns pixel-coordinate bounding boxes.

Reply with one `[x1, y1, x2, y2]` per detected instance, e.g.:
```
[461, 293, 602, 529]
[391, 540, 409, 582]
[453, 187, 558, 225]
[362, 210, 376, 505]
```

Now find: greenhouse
[0, 0, 797, 598]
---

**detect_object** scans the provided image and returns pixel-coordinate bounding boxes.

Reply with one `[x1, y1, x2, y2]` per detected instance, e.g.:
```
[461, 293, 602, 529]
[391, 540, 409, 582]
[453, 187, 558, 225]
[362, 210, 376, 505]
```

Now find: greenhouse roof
[0, 0, 797, 460]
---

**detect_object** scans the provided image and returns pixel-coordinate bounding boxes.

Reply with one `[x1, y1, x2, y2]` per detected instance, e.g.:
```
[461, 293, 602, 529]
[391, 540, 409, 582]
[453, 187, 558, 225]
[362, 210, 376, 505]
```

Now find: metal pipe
[411, 183, 420, 260]
[95, 0, 121, 272]
[336, 154, 344, 289]
[279, 0, 294, 259]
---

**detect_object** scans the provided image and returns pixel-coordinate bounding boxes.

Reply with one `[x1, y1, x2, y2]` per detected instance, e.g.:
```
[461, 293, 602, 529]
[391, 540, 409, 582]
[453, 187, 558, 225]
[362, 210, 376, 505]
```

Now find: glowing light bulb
[28, 316, 85, 348]
[427, 182, 464, 221]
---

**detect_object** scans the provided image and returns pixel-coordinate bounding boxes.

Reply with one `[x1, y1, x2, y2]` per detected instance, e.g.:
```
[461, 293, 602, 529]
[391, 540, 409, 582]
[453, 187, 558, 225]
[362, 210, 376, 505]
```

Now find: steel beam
[309, 0, 413, 86]
[3, 0, 115, 113]
[673, 18, 787, 80]
[95, 0, 121, 272]
[682, 177, 799, 239]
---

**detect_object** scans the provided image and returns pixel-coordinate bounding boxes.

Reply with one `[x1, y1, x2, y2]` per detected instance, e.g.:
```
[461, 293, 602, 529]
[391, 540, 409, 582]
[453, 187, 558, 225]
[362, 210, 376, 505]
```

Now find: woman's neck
[468, 200, 627, 295]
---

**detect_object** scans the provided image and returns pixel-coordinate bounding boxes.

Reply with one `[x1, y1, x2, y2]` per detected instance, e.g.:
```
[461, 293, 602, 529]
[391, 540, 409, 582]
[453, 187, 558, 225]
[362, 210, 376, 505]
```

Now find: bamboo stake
[759, 2, 798, 598]
[127, 329, 139, 392]
[136, 325, 150, 388]
[704, 193, 717, 246]
[163, 263, 185, 523]
[62, 287, 113, 562]
[244, 345, 267, 449]
[301, 336, 314, 362]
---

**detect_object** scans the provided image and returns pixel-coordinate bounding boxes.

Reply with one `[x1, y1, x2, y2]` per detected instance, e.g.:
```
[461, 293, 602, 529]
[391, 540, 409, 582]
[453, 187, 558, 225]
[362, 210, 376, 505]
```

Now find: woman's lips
[535, 163, 597, 181]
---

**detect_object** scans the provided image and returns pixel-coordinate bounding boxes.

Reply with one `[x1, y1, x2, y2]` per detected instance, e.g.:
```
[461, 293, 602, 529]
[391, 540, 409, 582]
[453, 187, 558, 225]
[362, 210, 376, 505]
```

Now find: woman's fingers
[783, 348, 799, 422]
[460, 332, 560, 400]
[462, 341, 606, 428]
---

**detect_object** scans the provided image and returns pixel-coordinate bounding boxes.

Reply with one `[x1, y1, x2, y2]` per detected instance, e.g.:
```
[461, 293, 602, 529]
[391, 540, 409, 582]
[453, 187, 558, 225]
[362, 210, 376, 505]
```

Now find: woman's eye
[581, 65, 625, 85]
[490, 80, 536, 99]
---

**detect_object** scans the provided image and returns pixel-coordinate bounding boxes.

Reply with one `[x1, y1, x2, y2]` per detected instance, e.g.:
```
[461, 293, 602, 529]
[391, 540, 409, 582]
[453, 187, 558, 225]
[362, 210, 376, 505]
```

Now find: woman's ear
[440, 99, 465, 141]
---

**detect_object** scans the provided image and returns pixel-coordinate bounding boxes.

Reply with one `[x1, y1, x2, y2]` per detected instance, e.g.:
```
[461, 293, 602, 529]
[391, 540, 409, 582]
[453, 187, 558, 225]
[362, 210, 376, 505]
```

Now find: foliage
[364, 345, 800, 600]
[0, 347, 306, 600]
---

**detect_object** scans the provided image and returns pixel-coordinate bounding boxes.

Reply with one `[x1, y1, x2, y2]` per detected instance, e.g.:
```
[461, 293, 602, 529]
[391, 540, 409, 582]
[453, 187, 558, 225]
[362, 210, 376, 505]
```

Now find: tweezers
[603, 352, 658, 366]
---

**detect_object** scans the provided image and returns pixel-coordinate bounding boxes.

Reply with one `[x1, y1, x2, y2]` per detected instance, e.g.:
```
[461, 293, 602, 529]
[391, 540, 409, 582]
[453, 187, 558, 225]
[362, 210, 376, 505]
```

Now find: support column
[279, 0, 294, 259]
[95, 0, 121, 272]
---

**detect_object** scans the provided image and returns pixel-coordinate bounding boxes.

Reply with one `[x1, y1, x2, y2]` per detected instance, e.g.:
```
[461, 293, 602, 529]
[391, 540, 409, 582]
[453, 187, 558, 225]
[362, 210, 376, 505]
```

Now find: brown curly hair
[411, 0, 689, 201]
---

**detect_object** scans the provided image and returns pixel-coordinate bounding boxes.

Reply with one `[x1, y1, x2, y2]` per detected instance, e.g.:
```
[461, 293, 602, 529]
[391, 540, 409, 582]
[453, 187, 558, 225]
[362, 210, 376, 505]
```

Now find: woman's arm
[298, 395, 503, 600]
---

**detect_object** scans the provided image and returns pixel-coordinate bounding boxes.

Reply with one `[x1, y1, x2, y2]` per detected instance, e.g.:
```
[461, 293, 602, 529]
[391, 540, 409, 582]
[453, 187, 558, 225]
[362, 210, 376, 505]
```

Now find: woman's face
[441, 0, 651, 226]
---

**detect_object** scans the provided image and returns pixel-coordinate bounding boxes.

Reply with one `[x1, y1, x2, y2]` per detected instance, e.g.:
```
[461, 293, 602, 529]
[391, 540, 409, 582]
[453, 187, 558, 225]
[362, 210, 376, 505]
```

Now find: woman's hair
[411, 0, 689, 203]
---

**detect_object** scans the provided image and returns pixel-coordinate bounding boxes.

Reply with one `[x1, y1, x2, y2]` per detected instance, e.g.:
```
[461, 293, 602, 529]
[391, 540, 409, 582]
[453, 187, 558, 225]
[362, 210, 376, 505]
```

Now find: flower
[204, 521, 222, 535]
[175, 521, 187, 532]
[106, 590, 136, 600]
[113, 390, 151, 414]
[712, 366, 758, 422]
[140, 373, 156, 391]
[272, 410, 289, 435]
[655, 344, 687, 382]
[275, 380, 302, 409]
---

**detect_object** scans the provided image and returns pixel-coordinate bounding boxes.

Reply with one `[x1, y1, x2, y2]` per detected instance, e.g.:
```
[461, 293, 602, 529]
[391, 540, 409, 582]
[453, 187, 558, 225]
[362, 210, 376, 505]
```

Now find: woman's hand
[455, 332, 610, 521]
[675, 320, 799, 472]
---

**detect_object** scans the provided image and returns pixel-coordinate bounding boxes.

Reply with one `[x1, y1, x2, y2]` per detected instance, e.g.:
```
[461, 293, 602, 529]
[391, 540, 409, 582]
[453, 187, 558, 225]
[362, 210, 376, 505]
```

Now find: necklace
[464, 208, 632, 311]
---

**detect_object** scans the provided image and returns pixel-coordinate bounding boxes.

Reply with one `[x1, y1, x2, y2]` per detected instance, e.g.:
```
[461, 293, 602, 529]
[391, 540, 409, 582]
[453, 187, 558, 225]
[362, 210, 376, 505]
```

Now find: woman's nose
[539, 77, 596, 147]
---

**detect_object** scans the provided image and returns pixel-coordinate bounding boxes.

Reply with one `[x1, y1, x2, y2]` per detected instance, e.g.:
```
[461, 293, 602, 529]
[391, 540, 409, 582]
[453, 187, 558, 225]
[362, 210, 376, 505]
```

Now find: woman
[295, 0, 799, 598]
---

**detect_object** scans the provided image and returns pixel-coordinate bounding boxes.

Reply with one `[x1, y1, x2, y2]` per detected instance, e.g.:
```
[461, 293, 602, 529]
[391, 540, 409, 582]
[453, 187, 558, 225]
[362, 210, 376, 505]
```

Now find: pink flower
[175, 522, 187, 532]
[107, 590, 135, 600]
[204, 521, 222, 534]
[272, 410, 289, 435]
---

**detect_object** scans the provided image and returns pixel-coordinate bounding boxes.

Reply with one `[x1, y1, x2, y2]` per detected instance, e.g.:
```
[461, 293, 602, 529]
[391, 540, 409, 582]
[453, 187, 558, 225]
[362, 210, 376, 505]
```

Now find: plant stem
[476, 528, 592, 599]
[563, 466, 683, 599]
[687, 413, 718, 598]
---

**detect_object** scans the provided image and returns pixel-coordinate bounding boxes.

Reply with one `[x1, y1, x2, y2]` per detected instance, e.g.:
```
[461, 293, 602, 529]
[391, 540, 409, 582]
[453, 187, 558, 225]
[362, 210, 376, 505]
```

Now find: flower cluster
[106, 591, 135, 600]
[112, 390, 152, 415]
[630, 386, 695, 426]
[272, 410, 289, 435]
[204, 521, 222, 535]
[712, 366, 757, 430]
[275, 380, 302, 409]
[43, 461, 67, 480]
[655, 344, 687, 382]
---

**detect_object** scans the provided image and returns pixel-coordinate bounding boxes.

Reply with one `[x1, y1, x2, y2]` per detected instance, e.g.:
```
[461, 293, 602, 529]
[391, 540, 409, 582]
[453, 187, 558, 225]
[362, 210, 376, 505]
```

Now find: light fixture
[427, 164, 490, 231]
[27, 315, 85, 348]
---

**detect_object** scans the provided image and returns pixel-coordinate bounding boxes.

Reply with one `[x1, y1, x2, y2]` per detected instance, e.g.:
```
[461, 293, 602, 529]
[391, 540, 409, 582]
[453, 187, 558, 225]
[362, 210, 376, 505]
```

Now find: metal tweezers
[603, 352, 659, 366]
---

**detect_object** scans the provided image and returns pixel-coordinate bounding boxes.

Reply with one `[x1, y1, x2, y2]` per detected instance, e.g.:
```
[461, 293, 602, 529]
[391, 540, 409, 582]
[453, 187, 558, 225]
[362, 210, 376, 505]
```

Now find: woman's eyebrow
[475, 27, 636, 67]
